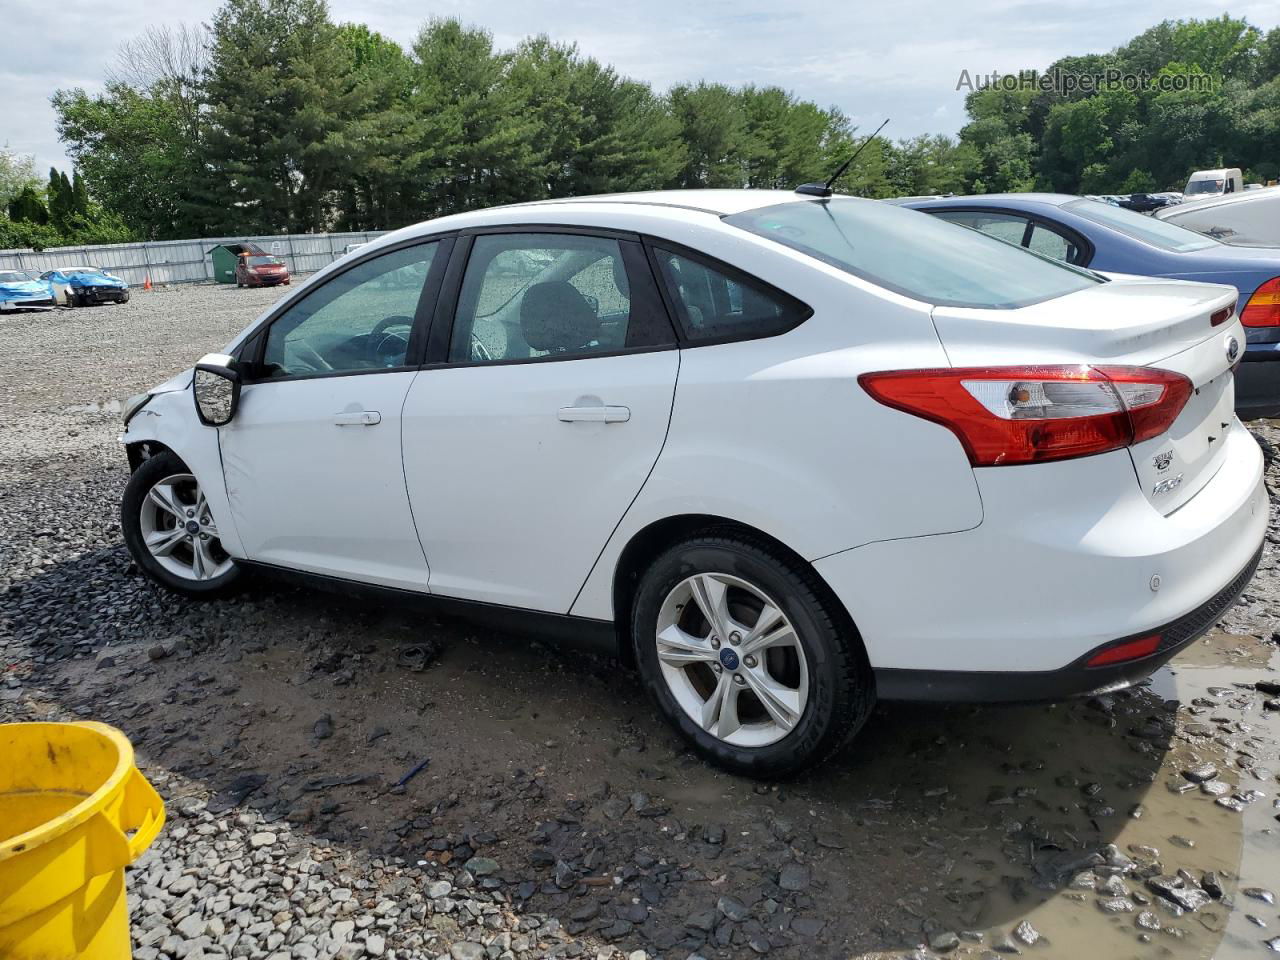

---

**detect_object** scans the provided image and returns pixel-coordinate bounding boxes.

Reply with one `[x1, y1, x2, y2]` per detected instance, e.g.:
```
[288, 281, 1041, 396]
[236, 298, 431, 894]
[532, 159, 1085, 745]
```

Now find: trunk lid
[931, 277, 1242, 514]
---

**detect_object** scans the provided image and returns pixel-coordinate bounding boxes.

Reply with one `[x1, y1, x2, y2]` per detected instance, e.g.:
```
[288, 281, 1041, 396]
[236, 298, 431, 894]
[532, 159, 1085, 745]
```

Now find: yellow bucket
[0, 722, 165, 960]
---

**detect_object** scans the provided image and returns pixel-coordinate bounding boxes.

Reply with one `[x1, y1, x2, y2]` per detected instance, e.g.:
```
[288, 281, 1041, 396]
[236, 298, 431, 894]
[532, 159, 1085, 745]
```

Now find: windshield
[1063, 199, 1218, 252]
[725, 199, 1100, 309]
[1185, 179, 1224, 196]
[0, 271, 31, 284]
[247, 256, 281, 266]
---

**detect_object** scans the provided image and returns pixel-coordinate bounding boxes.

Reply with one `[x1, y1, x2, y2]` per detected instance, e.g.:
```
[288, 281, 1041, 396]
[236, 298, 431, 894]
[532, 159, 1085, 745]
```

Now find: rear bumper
[1236, 356, 1280, 420]
[815, 420, 1269, 683]
[874, 542, 1263, 701]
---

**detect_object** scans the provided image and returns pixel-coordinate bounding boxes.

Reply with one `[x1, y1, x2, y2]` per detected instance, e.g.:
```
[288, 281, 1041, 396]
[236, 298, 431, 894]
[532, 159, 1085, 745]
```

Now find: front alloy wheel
[138, 473, 232, 582]
[122, 451, 240, 596]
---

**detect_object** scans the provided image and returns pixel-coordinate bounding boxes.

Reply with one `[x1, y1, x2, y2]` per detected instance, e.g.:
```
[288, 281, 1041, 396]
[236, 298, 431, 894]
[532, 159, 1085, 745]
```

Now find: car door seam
[566, 349, 682, 617]
[398, 369, 433, 585]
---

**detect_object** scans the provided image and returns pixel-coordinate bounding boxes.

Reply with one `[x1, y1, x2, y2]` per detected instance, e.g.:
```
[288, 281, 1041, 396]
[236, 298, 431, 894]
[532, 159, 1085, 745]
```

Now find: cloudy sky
[4, 0, 1279, 174]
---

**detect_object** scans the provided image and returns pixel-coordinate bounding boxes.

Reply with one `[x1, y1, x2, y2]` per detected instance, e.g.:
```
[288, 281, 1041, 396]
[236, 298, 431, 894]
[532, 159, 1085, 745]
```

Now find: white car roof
[1157, 185, 1280, 219]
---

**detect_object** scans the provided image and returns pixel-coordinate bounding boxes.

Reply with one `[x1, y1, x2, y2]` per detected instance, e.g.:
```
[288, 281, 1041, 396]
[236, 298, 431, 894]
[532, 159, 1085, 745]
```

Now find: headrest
[520, 281, 600, 353]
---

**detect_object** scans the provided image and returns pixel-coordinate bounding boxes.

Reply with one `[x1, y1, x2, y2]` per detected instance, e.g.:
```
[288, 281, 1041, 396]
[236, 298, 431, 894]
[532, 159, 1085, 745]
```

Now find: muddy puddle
[824, 630, 1280, 959]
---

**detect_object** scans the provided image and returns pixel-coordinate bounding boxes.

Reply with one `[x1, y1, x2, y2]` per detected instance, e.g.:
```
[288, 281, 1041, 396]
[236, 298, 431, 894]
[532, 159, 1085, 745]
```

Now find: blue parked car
[39, 266, 130, 308]
[893, 194, 1280, 419]
[0, 270, 57, 312]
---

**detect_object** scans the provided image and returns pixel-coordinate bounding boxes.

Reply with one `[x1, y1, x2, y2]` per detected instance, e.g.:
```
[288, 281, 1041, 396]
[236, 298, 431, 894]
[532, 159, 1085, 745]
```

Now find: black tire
[631, 529, 874, 778]
[120, 291, 130, 303]
[121, 451, 241, 597]
[64, 290, 76, 308]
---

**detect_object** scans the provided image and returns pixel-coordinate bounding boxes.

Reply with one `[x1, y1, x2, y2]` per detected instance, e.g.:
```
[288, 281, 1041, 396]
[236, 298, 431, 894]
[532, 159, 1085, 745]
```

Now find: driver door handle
[558, 405, 630, 423]
[333, 410, 381, 426]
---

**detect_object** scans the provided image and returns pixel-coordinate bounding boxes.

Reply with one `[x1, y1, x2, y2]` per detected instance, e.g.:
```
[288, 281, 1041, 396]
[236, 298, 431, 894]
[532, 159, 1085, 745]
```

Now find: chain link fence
[0, 231, 390, 287]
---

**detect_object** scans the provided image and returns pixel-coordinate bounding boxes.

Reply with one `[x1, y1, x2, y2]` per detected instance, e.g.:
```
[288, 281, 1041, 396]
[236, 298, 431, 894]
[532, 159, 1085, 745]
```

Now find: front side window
[652, 249, 809, 342]
[727, 199, 1100, 309]
[450, 233, 660, 364]
[262, 242, 438, 378]
[1063, 199, 1218, 253]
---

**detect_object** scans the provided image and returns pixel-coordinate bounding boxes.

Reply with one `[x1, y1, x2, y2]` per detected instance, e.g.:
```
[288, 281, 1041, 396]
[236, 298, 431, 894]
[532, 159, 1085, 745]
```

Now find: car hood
[149, 368, 194, 396]
[69, 273, 127, 287]
[0, 280, 50, 295]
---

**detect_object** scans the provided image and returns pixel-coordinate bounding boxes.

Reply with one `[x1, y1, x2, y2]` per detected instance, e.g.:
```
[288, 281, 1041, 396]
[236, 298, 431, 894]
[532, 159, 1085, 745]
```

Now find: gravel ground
[2, 285, 1280, 960]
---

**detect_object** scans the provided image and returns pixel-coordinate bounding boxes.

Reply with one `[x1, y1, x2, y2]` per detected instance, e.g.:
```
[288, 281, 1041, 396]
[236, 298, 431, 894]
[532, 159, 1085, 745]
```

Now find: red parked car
[235, 255, 291, 288]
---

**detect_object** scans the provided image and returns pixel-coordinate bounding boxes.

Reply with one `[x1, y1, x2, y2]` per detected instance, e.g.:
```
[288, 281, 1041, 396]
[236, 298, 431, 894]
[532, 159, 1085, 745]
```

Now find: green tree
[668, 83, 749, 188]
[201, 0, 363, 232]
[7, 186, 49, 225]
[0, 147, 41, 212]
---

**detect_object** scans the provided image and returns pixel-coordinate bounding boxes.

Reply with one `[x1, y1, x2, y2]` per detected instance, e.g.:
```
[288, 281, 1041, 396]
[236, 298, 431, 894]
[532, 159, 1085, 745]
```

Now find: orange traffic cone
[143, 274, 152, 291]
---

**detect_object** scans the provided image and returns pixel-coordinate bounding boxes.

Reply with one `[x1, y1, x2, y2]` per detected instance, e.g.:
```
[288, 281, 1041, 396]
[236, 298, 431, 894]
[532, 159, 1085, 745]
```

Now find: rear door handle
[558, 405, 630, 423]
[333, 410, 381, 426]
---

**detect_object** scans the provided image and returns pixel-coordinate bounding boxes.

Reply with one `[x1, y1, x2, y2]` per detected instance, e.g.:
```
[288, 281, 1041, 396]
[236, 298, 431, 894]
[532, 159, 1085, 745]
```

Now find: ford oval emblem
[1226, 336, 1240, 363]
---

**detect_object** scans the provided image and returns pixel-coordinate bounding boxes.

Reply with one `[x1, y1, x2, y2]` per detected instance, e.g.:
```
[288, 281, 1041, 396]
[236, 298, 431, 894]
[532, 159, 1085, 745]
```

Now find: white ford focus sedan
[120, 190, 1268, 776]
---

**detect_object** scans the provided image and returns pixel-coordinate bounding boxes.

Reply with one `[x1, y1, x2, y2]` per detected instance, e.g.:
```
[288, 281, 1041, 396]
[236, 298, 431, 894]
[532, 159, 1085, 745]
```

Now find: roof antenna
[796, 118, 890, 198]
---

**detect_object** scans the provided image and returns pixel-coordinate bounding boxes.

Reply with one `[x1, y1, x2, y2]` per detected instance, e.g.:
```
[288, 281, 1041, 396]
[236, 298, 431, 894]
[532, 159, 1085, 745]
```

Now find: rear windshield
[725, 199, 1101, 309]
[1063, 199, 1217, 252]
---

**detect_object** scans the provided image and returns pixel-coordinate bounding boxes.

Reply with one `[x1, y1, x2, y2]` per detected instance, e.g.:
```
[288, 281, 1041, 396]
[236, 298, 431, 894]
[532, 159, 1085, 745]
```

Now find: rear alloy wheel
[633, 531, 873, 777]
[122, 451, 240, 596]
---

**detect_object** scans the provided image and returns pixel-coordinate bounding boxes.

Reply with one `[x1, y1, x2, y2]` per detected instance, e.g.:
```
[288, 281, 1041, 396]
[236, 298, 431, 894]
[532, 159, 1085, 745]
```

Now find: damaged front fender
[120, 378, 246, 559]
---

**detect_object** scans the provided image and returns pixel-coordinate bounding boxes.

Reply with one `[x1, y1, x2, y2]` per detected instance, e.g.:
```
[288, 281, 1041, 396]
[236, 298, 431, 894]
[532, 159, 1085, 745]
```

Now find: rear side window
[726, 199, 1100, 309]
[652, 248, 810, 343]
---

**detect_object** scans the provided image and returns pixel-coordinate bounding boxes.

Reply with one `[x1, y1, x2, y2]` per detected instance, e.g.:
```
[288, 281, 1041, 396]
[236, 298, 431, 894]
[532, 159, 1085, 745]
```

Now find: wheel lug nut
[733, 674, 746, 685]
[729, 632, 741, 646]
[710, 636, 721, 649]
[186, 510, 194, 518]
[200, 533, 209, 541]
[744, 655, 757, 668]
[713, 663, 722, 673]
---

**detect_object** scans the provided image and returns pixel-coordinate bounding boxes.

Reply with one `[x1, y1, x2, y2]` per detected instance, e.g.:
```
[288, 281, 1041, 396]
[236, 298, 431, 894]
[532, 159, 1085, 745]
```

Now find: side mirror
[193, 352, 241, 426]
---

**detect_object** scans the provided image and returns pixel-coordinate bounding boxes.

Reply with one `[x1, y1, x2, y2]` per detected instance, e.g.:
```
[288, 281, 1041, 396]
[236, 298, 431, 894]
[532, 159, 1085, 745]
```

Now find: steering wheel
[372, 315, 413, 337]
[370, 315, 413, 368]
[286, 339, 333, 374]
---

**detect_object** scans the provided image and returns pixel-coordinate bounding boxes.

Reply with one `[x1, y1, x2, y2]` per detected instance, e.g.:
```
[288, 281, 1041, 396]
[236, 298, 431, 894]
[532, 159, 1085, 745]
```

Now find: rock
[313, 714, 334, 740]
[1013, 921, 1040, 946]
[1201, 872, 1225, 898]
[449, 944, 484, 960]
[1135, 911, 1161, 931]
[1097, 897, 1135, 914]
[1255, 679, 1280, 696]
[929, 931, 961, 952]
[1243, 887, 1276, 905]
[249, 832, 276, 848]
[1147, 875, 1212, 912]
[748, 936, 771, 954]
[717, 895, 749, 922]
[364, 935, 385, 957]
[1200, 779, 1231, 796]
[1265, 936, 1280, 953]
[1182, 763, 1218, 783]
[463, 856, 498, 877]
[778, 863, 810, 892]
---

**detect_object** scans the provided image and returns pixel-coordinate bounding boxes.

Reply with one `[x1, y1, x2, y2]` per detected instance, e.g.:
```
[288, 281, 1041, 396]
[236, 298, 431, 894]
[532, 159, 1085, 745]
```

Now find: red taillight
[1085, 634, 1161, 668]
[859, 365, 1192, 466]
[1242, 278, 1280, 327]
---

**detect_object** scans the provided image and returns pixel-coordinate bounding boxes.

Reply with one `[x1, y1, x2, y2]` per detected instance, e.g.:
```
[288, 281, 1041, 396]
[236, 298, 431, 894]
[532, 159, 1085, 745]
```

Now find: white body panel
[1156, 187, 1280, 245]
[401, 352, 678, 611]
[219, 373, 430, 590]
[120, 189, 1268, 685]
[815, 422, 1266, 672]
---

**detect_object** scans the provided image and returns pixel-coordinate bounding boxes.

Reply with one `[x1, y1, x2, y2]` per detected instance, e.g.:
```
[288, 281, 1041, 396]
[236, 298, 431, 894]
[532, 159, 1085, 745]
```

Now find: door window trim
[237, 235, 455, 384]
[643, 238, 814, 347]
[422, 226, 679, 369]
[924, 206, 1096, 267]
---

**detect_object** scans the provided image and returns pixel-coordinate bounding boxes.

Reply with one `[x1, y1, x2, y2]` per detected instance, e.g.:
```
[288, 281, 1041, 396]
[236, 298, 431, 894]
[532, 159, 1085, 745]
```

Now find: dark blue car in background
[894, 194, 1280, 419]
